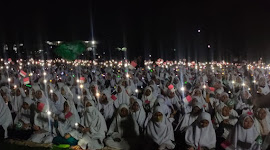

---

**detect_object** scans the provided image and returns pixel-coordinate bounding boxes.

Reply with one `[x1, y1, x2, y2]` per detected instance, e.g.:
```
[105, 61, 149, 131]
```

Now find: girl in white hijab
[28, 102, 55, 143]
[0, 95, 13, 139]
[98, 90, 115, 124]
[175, 101, 204, 132]
[105, 104, 139, 150]
[258, 77, 270, 95]
[71, 100, 107, 150]
[214, 102, 238, 139]
[52, 101, 78, 146]
[114, 85, 130, 108]
[49, 91, 65, 115]
[130, 97, 146, 129]
[61, 85, 80, 123]
[146, 106, 175, 150]
[223, 112, 260, 150]
[185, 112, 216, 150]
[141, 86, 157, 111]
[254, 108, 270, 149]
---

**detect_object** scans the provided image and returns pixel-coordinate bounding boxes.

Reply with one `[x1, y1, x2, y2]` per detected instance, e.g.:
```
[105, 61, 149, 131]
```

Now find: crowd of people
[0, 58, 270, 150]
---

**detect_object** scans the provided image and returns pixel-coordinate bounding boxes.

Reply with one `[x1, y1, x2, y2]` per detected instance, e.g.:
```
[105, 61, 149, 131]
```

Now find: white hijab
[0, 95, 13, 138]
[185, 112, 216, 149]
[82, 100, 107, 138]
[131, 98, 146, 128]
[115, 86, 130, 108]
[146, 106, 175, 145]
[142, 86, 156, 109]
[107, 104, 139, 137]
[98, 90, 115, 121]
[227, 113, 259, 150]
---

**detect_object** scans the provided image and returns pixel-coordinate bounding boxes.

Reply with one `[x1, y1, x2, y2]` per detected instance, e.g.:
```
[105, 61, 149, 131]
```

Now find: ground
[1, 139, 118, 150]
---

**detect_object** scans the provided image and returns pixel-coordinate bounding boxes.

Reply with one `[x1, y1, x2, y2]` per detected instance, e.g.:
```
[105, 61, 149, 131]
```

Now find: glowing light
[80, 84, 84, 88]
[43, 80, 47, 83]
[75, 123, 78, 126]
[50, 90, 53, 93]
[8, 78, 11, 82]
[232, 80, 235, 84]
[14, 85, 17, 89]
[135, 89, 138, 93]
[203, 85, 206, 89]
[76, 79, 80, 83]
[126, 74, 130, 78]
[47, 111, 52, 115]
[242, 83, 246, 86]
[96, 92, 100, 97]
[180, 87, 185, 91]
[253, 80, 256, 83]
[78, 96, 81, 99]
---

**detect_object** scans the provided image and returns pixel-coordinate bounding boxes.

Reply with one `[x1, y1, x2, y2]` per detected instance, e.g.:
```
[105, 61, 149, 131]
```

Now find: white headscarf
[146, 106, 175, 147]
[115, 86, 130, 108]
[0, 95, 13, 138]
[227, 113, 259, 150]
[131, 98, 146, 128]
[98, 90, 115, 120]
[185, 112, 216, 149]
[142, 86, 156, 109]
[107, 104, 139, 137]
[175, 102, 203, 132]
[82, 100, 107, 138]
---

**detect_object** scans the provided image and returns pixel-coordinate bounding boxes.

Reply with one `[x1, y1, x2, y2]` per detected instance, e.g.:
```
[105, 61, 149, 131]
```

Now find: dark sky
[1, 0, 270, 61]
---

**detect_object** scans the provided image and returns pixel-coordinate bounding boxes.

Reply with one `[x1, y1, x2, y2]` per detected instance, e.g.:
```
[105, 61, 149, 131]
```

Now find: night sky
[1, 0, 270, 61]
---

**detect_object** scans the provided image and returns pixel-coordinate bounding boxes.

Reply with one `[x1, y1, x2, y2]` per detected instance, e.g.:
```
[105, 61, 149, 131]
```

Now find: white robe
[72, 101, 107, 150]
[146, 106, 175, 150]
[185, 112, 216, 149]
[28, 105, 55, 143]
[105, 104, 139, 150]
[0, 95, 13, 138]
[225, 113, 260, 150]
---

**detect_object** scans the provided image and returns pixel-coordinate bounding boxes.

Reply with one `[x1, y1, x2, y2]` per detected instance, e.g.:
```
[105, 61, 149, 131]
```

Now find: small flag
[183, 95, 192, 104]
[168, 84, 174, 90]
[209, 87, 215, 92]
[23, 77, 30, 85]
[80, 77, 85, 83]
[8, 58, 12, 62]
[26, 84, 32, 88]
[37, 103, 45, 112]
[145, 100, 150, 104]
[111, 95, 117, 101]
[20, 70, 27, 77]
[221, 140, 231, 149]
[129, 61, 137, 70]
[65, 112, 73, 119]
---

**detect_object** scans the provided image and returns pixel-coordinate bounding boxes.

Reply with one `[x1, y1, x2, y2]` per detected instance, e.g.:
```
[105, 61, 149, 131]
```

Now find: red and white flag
[80, 77, 85, 83]
[129, 61, 137, 70]
[23, 77, 30, 85]
[20, 70, 27, 77]
[183, 95, 192, 104]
